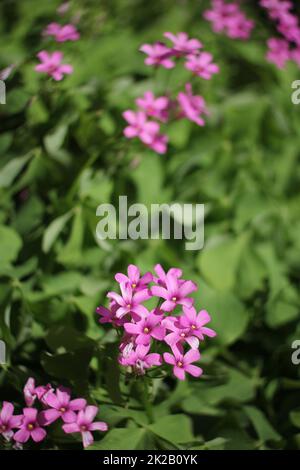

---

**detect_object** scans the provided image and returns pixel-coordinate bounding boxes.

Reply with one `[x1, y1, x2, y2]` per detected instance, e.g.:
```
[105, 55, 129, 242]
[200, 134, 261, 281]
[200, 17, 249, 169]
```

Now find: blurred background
[0, 0, 300, 450]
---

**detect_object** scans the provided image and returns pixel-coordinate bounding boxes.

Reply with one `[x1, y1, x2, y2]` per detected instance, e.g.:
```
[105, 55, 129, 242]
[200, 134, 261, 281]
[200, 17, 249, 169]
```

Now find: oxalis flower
[43, 22, 80, 42]
[0, 402, 23, 441]
[41, 387, 87, 424]
[177, 83, 209, 127]
[163, 348, 203, 381]
[62, 406, 108, 448]
[185, 52, 219, 79]
[164, 32, 203, 56]
[35, 51, 73, 81]
[14, 408, 46, 443]
[140, 42, 175, 68]
[97, 264, 216, 381]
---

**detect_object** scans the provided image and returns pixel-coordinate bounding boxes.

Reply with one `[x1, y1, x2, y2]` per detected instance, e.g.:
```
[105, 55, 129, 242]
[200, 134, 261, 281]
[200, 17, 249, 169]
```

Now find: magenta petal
[44, 392, 60, 409]
[185, 364, 203, 377]
[89, 421, 108, 432]
[82, 430, 94, 448]
[69, 398, 87, 411]
[124, 322, 140, 335]
[0, 402, 14, 422]
[151, 325, 166, 341]
[62, 422, 80, 434]
[23, 408, 38, 421]
[14, 428, 30, 443]
[163, 352, 176, 365]
[173, 366, 185, 380]
[184, 348, 200, 364]
[62, 410, 77, 423]
[40, 408, 60, 425]
[31, 427, 46, 442]
[84, 406, 98, 423]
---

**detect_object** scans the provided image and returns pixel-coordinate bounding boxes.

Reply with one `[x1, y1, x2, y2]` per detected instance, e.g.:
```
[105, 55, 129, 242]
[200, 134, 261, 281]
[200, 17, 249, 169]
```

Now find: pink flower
[35, 51, 73, 81]
[62, 406, 108, 448]
[153, 264, 183, 287]
[185, 52, 219, 79]
[151, 273, 197, 312]
[136, 91, 170, 122]
[164, 307, 216, 349]
[266, 38, 290, 69]
[23, 378, 53, 406]
[204, 0, 254, 40]
[178, 83, 208, 126]
[260, 0, 292, 20]
[119, 344, 161, 373]
[43, 22, 80, 42]
[140, 42, 175, 69]
[123, 110, 160, 144]
[107, 282, 150, 319]
[96, 301, 125, 327]
[14, 408, 46, 443]
[115, 264, 153, 292]
[164, 32, 202, 56]
[0, 402, 23, 441]
[124, 311, 166, 345]
[41, 387, 86, 425]
[163, 348, 203, 380]
[147, 132, 168, 154]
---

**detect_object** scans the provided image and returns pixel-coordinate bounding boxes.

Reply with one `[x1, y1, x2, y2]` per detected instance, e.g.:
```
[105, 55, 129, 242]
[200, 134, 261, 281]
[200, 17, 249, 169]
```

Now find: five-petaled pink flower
[124, 311, 166, 345]
[123, 110, 160, 144]
[136, 91, 170, 122]
[43, 22, 80, 42]
[140, 42, 175, 68]
[0, 402, 23, 441]
[35, 51, 73, 81]
[163, 348, 203, 381]
[107, 282, 150, 319]
[185, 52, 219, 79]
[151, 274, 197, 312]
[41, 387, 86, 425]
[178, 83, 208, 127]
[164, 32, 202, 56]
[115, 264, 153, 292]
[62, 406, 108, 448]
[14, 408, 46, 443]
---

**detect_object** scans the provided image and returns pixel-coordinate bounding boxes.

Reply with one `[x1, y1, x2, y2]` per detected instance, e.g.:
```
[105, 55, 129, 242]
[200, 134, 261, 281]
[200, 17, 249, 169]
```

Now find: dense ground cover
[0, 0, 300, 450]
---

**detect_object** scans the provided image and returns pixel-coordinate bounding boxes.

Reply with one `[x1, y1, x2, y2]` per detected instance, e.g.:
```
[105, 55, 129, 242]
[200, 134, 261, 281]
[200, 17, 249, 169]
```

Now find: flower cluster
[0, 378, 107, 449]
[260, 0, 300, 68]
[35, 8, 79, 80]
[96, 264, 216, 381]
[123, 32, 219, 154]
[203, 0, 254, 40]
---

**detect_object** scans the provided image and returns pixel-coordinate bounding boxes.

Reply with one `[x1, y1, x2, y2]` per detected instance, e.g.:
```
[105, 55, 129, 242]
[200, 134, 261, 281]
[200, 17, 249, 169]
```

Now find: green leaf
[244, 406, 281, 443]
[88, 428, 147, 450]
[0, 226, 23, 265]
[0, 154, 32, 188]
[198, 234, 249, 292]
[149, 414, 193, 444]
[42, 211, 73, 253]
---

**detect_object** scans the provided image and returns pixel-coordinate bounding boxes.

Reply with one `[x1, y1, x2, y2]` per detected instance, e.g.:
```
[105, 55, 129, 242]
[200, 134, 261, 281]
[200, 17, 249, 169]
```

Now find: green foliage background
[0, 0, 300, 450]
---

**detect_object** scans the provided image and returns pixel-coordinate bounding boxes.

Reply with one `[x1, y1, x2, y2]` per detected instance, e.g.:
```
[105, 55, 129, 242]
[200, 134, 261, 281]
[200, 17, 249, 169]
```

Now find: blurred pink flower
[185, 52, 219, 79]
[136, 91, 170, 122]
[35, 51, 73, 81]
[140, 42, 175, 68]
[164, 32, 202, 56]
[123, 110, 160, 144]
[43, 22, 80, 42]
[204, 0, 254, 40]
[178, 83, 208, 126]
[266, 38, 290, 68]
[62, 406, 108, 448]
